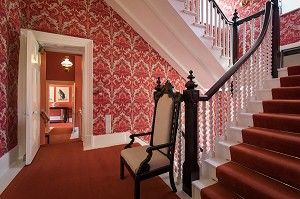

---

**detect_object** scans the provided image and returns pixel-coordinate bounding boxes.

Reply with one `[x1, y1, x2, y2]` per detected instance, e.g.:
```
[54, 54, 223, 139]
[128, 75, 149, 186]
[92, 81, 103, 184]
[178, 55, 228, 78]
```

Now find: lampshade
[61, 56, 73, 72]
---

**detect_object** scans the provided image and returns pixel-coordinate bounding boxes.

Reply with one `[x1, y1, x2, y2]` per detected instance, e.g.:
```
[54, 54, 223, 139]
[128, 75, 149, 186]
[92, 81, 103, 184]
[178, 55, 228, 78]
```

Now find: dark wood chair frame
[120, 78, 182, 199]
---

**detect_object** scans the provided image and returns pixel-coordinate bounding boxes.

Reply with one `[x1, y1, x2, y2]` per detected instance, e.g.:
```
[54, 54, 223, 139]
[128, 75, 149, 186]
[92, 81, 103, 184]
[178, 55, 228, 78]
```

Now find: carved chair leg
[120, 157, 124, 180]
[134, 180, 140, 199]
[169, 170, 177, 192]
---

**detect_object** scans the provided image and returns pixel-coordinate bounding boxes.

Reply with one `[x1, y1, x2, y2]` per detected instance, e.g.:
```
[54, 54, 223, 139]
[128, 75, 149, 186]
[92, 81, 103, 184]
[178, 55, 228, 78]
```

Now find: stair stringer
[192, 77, 282, 199]
[167, 0, 231, 69]
[104, 0, 228, 89]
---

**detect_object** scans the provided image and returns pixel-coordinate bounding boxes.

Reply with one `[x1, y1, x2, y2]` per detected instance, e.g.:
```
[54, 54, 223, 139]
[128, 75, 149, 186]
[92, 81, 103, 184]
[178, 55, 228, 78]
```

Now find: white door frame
[18, 29, 93, 154]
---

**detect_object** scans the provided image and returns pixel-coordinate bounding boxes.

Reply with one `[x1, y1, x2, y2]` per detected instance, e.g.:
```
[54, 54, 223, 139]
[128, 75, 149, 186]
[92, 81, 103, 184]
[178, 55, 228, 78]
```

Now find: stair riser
[242, 129, 300, 158]
[215, 143, 231, 161]
[193, 186, 201, 199]
[278, 68, 288, 78]
[280, 76, 300, 87]
[202, 162, 218, 181]
[247, 101, 263, 113]
[263, 101, 300, 114]
[263, 79, 280, 89]
[237, 114, 253, 127]
[227, 127, 243, 143]
[255, 89, 272, 101]
[253, 115, 300, 134]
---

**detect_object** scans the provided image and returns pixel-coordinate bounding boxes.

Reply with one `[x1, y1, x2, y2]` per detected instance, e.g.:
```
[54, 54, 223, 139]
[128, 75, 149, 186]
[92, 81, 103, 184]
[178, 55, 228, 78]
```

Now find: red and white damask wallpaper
[280, 8, 300, 46]
[20, 0, 186, 137]
[0, 0, 20, 158]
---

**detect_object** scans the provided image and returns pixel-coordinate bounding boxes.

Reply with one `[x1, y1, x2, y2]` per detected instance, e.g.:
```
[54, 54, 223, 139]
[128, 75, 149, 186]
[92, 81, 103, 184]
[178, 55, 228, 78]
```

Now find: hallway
[0, 141, 180, 199]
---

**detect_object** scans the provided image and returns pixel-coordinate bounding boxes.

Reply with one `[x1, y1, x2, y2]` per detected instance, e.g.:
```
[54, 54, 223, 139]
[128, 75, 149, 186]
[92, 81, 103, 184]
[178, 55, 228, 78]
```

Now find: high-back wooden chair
[120, 78, 182, 199]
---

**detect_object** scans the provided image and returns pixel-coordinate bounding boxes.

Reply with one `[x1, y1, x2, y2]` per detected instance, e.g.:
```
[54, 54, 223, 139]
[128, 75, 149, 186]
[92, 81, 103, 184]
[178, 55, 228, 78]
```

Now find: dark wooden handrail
[237, 10, 265, 25]
[199, 1, 272, 101]
[208, 0, 233, 24]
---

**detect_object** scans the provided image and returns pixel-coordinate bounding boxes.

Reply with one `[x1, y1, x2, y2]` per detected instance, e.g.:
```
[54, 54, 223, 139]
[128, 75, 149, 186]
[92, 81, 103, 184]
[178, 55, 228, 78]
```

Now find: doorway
[43, 51, 82, 144]
[18, 29, 93, 164]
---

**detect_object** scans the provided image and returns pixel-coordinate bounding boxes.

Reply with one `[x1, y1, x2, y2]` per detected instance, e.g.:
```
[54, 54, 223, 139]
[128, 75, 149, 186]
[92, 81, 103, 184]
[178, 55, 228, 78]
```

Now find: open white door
[72, 83, 76, 131]
[25, 31, 41, 165]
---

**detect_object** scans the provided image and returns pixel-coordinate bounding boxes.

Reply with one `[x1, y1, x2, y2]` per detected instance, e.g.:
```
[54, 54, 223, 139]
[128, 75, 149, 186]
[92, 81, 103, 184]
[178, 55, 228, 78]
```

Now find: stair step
[217, 162, 300, 199]
[287, 65, 300, 76]
[227, 126, 245, 143]
[242, 127, 300, 158]
[230, 143, 300, 190]
[200, 183, 242, 199]
[253, 113, 300, 133]
[280, 75, 300, 87]
[192, 179, 216, 199]
[237, 113, 253, 127]
[263, 78, 280, 89]
[247, 100, 263, 113]
[278, 67, 288, 78]
[255, 89, 272, 101]
[272, 87, 300, 99]
[262, 100, 300, 114]
[204, 157, 229, 181]
[216, 141, 239, 160]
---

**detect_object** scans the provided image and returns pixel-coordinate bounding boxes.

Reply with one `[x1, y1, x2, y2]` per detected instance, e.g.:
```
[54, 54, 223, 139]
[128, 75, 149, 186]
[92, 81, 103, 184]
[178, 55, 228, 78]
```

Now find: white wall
[282, 0, 300, 14]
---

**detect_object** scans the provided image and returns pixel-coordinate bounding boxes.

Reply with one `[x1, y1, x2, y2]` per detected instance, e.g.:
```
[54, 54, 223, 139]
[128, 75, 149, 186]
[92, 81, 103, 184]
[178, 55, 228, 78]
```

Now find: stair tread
[217, 162, 300, 199]
[201, 183, 242, 199]
[230, 143, 300, 190]
[218, 140, 238, 148]
[205, 157, 228, 168]
[193, 178, 216, 189]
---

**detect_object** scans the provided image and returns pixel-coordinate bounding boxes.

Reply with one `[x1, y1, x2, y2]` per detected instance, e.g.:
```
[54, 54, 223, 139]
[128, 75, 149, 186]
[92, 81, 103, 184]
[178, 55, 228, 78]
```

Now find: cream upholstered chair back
[152, 94, 174, 154]
[151, 80, 181, 156]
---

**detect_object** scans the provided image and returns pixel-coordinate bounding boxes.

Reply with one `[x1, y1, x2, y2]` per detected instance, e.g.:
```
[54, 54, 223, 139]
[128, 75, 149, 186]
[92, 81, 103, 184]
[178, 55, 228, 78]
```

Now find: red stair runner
[201, 65, 300, 198]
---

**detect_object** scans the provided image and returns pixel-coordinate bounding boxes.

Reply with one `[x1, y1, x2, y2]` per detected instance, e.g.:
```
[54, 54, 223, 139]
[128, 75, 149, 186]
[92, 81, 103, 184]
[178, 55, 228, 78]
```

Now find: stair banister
[182, 1, 275, 196]
[272, 0, 280, 78]
[199, 1, 272, 101]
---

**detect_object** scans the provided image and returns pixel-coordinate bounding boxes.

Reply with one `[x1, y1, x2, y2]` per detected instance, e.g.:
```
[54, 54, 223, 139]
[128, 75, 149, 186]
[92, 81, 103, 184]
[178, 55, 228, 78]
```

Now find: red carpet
[0, 141, 179, 199]
[201, 65, 300, 198]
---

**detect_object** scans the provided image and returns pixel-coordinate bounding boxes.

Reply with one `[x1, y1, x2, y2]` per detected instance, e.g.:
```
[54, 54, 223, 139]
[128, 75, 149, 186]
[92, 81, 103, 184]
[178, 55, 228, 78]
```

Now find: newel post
[182, 71, 199, 196]
[271, 0, 280, 78]
[232, 9, 240, 64]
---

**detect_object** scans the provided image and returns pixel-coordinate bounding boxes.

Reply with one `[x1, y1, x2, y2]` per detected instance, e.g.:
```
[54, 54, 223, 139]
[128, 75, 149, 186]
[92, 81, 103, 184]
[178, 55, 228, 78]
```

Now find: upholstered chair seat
[121, 145, 169, 174]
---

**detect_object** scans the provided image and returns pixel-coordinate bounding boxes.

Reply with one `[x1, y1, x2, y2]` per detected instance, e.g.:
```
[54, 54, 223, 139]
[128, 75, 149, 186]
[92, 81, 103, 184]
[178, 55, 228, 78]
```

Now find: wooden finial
[155, 77, 162, 91]
[185, 70, 198, 90]
[232, 9, 239, 22]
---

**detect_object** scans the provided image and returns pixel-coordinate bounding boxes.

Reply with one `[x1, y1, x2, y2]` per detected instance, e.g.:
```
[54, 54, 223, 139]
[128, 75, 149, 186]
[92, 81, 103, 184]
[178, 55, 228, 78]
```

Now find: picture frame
[56, 86, 69, 102]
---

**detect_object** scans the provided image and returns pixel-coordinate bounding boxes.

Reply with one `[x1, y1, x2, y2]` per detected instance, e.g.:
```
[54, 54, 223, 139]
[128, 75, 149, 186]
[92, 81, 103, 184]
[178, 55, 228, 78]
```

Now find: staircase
[193, 65, 300, 198]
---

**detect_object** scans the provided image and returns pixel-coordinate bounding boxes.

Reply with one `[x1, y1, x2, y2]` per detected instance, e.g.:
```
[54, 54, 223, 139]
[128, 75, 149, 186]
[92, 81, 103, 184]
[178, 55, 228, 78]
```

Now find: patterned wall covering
[219, 0, 300, 46]
[20, 0, 186, 136]
[280, 8, 300, 46]
[0, 0, 21, 158]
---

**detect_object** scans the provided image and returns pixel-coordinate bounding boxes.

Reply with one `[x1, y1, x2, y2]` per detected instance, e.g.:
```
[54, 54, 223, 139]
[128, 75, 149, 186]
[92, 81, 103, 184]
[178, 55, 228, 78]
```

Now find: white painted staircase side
[104, 0, 229, 89]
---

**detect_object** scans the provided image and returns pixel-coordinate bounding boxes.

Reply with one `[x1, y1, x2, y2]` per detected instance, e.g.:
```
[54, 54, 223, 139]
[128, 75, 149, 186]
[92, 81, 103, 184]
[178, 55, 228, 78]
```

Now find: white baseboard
[0, 146, 25, 194]
[85, 132, 149, 150]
